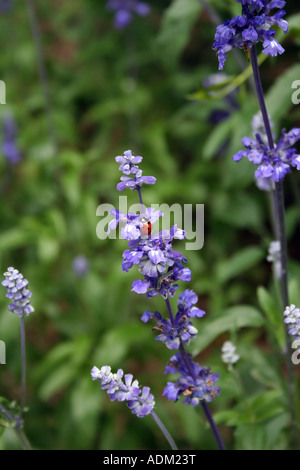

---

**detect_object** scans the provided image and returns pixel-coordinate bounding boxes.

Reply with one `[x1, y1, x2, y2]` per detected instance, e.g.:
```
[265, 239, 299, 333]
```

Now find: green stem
[250, 46, 298, 447]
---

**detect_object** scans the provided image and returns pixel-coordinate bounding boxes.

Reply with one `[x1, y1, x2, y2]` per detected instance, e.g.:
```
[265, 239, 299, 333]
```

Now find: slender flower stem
[20, 316, 26, 418]
[136, 187, 144, 208]
[250, 47, 273, 149]
[164, 298, 226, 450]
[200, 401, 226, 450]
[250, 46, 298, 446]
[178, 342, 195, 378]
[150, 411, 178, 450]
[199, 0, 256, 92]
[165, 297, 175, 327]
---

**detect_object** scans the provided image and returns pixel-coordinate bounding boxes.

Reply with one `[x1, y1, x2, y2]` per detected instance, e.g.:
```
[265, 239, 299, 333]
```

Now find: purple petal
[131, 279, 150, 294]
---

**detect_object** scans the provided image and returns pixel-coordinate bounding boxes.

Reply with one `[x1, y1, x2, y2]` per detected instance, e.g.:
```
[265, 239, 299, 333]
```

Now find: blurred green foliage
[0, 0, 300, 450]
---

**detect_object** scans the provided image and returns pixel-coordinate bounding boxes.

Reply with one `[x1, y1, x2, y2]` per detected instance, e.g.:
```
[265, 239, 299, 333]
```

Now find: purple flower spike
[115, 150, 156, 192]
[2, 267, 34, 317]
[102, 147, 224, 448]
[163, 354, 220, 406]
[212, 0, 288, 70]
[91, 365, 155, 418]
[140, 290, 205, 350]
[283, 305, 300, 339]
[233, 127, 300, 182]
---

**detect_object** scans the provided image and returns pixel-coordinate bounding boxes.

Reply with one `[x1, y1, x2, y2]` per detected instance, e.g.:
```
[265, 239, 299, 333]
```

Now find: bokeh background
[1, 0, 300, 450]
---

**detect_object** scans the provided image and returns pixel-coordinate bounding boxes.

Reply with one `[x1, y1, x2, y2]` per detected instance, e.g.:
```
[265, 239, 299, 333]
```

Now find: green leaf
[257, 286, 281, 328]
[156, 0, 202, 69]
[189, 52, 267, 102]
[92, 322, 149, 368]
[265, 64, 300, 122]
[257, 286, 285, 347]
[191, 305, 265, 354]
[264, 413, 290, 449]
[70, 377, 102, 449]
[214, 194, 263, 230]
[234, 424, 268, 450]
[214, 409, 252, 426]
[216, 247, 264, 283]
[287, 13, 300, 35]
[39, 364, 77, 401]
[255, 405, 286, 423]
[202, 117, 235, 160]
[249, 389, 283, 413]
[289, 278, 300, 307]
[247, 346, 284, 389]
[37, 237, 59, 262]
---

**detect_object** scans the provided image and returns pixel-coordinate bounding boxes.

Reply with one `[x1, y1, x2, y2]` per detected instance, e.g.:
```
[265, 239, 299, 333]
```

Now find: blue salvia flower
[233, 128, 300, 182]
[91, 365, 155, 418]
[141, 290, 205, 350]
[2, 267, 34, 317]
[2, 115, 22, 164]
[283, 305, 300, 338]
[125, 224, 191, 299]
[106, 0, 150, 30]
[213, 0, 288, 70]
[163, 354, 220, 406]
[107, 208, 139, 235]
[107, 154, 191, 299]
[115, 150, 156, 192]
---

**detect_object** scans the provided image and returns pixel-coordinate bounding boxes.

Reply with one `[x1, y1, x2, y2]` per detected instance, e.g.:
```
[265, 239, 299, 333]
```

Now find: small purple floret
[91, 365, 155, 417]
[2, 267, 34, 317]
[213, 0, 288, 70]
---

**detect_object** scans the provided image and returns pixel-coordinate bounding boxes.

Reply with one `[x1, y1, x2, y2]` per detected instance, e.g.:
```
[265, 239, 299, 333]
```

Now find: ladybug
[243, 42, 250, 62]
[140, 217, 152, 236]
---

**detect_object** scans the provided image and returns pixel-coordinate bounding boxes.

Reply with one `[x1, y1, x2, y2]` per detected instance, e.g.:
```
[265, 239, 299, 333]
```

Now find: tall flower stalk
[250, 49, 297, 443]
[212, 0, 298, 445]
[1, 267, 34, 448]
[106, 149, 225, 450]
